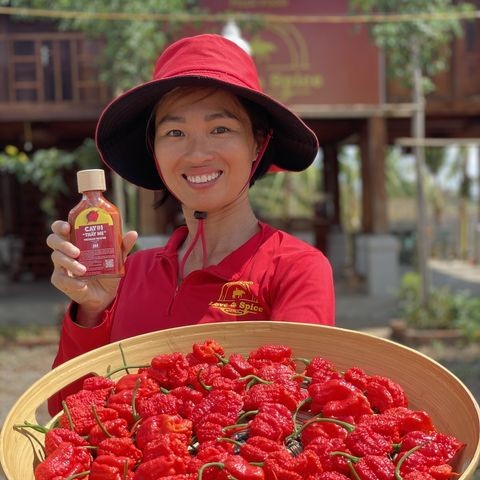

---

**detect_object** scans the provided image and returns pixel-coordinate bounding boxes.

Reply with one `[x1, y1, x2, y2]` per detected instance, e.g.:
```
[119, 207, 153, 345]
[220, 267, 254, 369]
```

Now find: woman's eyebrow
[205, 110, 238, 121]
[156, 114, 184, 127]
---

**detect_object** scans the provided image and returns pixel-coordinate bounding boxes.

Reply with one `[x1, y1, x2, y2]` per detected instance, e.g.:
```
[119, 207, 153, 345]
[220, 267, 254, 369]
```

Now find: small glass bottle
[68, 169, 124, 277]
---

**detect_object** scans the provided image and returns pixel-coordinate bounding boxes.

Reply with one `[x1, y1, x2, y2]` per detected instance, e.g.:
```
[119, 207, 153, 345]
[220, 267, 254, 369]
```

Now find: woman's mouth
[184, 171, 222, 185]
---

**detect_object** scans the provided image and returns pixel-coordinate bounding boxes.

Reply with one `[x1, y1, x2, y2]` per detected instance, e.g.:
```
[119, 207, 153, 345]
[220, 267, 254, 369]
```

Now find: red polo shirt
[49, 222, 334, 413]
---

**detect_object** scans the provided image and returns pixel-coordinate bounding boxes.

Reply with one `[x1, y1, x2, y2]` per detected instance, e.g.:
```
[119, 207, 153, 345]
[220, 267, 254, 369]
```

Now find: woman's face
[153, 88, 259, 213]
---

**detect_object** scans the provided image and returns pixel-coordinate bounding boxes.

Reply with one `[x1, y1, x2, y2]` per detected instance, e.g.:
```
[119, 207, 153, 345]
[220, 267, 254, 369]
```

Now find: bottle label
[73, 207, 118, 276]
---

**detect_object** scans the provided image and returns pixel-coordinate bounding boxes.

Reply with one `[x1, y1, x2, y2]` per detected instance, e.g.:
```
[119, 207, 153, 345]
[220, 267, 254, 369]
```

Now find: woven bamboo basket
[1, 322, 479, 479]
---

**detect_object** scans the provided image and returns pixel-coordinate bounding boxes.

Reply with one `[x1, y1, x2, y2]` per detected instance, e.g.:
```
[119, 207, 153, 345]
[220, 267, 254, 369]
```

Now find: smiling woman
[45, 33, 335, 416]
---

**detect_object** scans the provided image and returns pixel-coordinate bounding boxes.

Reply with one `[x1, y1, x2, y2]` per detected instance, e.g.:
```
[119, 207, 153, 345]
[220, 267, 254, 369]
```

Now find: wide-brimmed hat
[96, 33, 319, 190]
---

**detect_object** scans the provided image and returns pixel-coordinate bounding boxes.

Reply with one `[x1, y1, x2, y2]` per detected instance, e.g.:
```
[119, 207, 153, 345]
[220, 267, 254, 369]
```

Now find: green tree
[349, 0, 474, 304]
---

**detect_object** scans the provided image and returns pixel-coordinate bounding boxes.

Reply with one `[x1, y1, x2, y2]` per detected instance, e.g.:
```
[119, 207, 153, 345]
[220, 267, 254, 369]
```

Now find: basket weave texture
[1, 321, 479, 479]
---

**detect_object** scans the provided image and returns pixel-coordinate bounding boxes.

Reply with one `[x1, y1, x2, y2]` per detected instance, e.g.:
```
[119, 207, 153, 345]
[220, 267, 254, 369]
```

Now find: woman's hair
[150, 87, 273, 209]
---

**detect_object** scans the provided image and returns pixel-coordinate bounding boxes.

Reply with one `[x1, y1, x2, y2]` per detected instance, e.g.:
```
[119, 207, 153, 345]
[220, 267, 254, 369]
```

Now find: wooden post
[360, 115, 388, 234]
[322, 143, 341, 227]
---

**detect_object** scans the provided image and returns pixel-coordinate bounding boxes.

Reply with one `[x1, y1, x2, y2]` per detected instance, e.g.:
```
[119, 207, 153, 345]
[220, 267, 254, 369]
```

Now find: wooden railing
[0, 31, 110, 121]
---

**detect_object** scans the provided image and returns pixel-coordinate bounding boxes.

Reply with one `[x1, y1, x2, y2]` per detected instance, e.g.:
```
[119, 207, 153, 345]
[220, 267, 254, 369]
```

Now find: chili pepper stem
[222, 423, 249, 432]
[118, 343, 130, 374]
[236, 410, 258, 424]
[131, 377, 142, 422]
[65, 471, 90, 480]
[347, 460, 362, 480]
[92, 405, 113, 439]
[197, 368, 213, 392]
[291, 396, 312, 434]
[105, 364, 150, 378]
[215, 352, 229, 365]
[13, 421, 49, 434]
[238, 374, 272, 390]
[198, 461, 225, 480]
[329, 451, 359, 463]
[216, 437, 243, 447]
[394, 443, 428, 480]
[62, 400, 74, 431]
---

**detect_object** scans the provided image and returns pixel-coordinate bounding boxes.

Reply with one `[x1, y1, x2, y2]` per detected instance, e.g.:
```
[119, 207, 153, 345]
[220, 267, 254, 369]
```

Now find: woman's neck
[178, 201, 260, 275]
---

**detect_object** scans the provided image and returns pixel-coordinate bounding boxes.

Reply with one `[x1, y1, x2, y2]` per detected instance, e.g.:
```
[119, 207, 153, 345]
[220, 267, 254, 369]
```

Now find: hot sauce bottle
[68, 169, 125, 277]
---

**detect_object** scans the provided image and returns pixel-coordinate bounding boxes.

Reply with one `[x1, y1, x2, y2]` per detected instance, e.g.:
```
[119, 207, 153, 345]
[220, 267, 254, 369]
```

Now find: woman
[47, 34, 335, 412]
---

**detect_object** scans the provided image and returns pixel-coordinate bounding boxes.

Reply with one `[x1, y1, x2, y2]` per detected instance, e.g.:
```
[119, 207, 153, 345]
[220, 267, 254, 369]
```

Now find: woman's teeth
[186, 172, 221, 184]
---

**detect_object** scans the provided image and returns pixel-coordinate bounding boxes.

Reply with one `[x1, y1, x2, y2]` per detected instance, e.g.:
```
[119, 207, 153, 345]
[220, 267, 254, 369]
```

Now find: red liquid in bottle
[68, 169, 124, 277]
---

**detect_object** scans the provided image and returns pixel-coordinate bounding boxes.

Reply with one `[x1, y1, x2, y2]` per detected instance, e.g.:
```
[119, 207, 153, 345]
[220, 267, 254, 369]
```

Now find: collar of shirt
[157, 221, 275, 281]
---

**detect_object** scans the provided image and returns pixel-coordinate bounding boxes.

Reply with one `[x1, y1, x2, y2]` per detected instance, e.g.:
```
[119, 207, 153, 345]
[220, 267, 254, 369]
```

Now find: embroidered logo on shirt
[209, 280, 264, 316]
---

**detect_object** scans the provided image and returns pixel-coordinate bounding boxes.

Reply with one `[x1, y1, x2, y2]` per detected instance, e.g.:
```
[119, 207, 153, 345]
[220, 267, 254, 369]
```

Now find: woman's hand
[47, 220, 138, 327]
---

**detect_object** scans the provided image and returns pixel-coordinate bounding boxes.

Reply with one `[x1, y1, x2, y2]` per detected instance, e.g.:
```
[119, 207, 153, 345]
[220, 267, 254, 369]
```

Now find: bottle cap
[77, 169, 106, 193]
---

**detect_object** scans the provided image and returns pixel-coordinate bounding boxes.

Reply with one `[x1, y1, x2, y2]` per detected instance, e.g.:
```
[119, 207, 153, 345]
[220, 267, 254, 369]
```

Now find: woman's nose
[183, 135, 214, 163]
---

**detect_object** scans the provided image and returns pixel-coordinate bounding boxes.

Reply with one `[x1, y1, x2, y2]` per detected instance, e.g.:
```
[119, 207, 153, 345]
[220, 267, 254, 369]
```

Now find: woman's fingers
[50, 250, 86, 277]
[122, 230, 138, 259]
[51, 267, 87, 294]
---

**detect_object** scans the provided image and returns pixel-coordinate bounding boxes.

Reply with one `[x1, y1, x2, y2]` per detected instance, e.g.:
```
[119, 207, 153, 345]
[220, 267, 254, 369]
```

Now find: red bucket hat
[95, 33, 319, 191]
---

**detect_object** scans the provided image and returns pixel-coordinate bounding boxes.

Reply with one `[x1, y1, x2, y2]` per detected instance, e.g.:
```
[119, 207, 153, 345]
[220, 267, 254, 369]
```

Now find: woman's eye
[166, 129, 183, 137]
[212, 126, 230, 134]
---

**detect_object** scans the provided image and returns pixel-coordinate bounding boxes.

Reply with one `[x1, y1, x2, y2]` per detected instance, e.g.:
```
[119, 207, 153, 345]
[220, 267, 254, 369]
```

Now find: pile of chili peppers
[19, 340, 465, 480]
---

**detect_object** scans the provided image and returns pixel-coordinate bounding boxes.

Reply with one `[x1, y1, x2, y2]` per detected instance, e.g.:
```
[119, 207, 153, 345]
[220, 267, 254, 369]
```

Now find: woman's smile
[183, 170, 223, 186]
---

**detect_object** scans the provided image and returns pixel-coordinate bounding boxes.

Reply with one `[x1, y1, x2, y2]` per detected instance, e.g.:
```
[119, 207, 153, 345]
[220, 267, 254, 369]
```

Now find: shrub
[398, 272, 480, 341]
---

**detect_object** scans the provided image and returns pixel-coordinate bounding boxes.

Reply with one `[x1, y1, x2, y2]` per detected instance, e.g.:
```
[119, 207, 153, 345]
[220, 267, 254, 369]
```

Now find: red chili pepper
[262, 449, 304, 480]
[343, 367, 369, 390]
[314, 473, 351, 480]
[248, 344, 295, 369]
[136, 414, 193, 449]
[353, 454, 395, 480]
[136, 390, 179, 418]
[248, 402, 294, 442]
[345, 425, 394, 457]
[256, 363, 297, 383]
[304, 436, 350, 475]
[88, 417, 131, 446]
[186, 445, 230, 478]
[34, 442, 92, 480]
[114, 372, 159, 394]
[188, 364, 223, 392]
[243, 383, 300, 412]
[168, 386, 204, 419]
[308, 378, 373, 423]
[188, 339, 225, 365]
[82, 375, 116, 392]
[382, 407, 435, 436]
[401, 472, 436, 480]
[395, 430, 464, 477]
[300, 420, 349, 447]
[190, 389, 244, 425]
[240, 436, 284, 463]
[97, 436, 142, 462]
[305, 357, 342, 385]
[44, 427, 89, 456]
[134, 454, 188, 480]
[107, 389, 137, 424]
[195, 412, 235, 443]
[147, 352, 190, 389]
[365, 375, 408, 413]
[59, 404, 119, 436]
[89, 454, 135, 480]
[199, 454, 265, 480]
[224, 353, 256, 378]
[142, 432, 190, 462]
